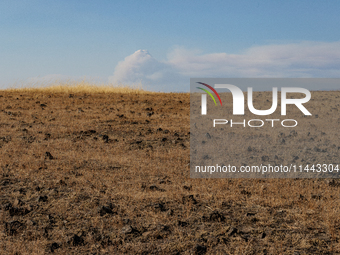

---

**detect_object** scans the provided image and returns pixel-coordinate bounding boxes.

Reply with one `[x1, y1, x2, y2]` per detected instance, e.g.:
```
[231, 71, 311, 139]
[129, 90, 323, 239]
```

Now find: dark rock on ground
[193, 244, 207, 255]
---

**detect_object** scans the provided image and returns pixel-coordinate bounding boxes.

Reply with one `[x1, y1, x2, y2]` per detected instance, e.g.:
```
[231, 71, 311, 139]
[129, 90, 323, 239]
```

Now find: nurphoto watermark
[190, 78, 340, 178]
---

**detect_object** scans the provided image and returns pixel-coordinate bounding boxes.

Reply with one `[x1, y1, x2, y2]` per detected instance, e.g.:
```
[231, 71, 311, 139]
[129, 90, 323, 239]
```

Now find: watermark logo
[190, 78, 339, 179]
[200, 83, 312, 116]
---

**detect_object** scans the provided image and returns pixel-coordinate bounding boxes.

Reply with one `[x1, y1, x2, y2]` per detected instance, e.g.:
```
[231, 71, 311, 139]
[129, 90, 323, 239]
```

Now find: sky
[1, 0, 340, 91]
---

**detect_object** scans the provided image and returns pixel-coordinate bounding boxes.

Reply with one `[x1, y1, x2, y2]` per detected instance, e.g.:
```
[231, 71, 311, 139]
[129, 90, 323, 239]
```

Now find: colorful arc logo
[196, 82, 222, 106]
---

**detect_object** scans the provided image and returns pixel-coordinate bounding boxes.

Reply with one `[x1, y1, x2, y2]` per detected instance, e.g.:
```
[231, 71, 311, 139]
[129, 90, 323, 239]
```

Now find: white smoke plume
[110, 42, 340, 91]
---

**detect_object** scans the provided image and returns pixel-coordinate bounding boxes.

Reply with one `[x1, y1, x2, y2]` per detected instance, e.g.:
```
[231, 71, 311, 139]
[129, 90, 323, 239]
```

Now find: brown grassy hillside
[0, 87, 339, 254]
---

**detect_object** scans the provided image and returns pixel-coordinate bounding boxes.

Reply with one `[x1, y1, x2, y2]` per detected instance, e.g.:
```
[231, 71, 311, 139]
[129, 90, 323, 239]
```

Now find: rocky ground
[0, 90, 340, 254]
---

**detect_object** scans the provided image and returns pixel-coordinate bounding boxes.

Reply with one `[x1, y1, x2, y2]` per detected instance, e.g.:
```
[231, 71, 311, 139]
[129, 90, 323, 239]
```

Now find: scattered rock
[227, 227, 238, 236]
[240, 190, 251, 196]
[120, 225, 139, 235]
[26, 219, 37, 226]
[5, 221, 25, 236]
[193, 244, 207, 255]
[50, 242, 60, 253]
[9, 207, 30, 216]
[99, 205, 115, 216]
[326, 179, 340, 187]
[148, 184, 165, 192]
[178, 220, 188, 227]
[183, 185, 192, 190]
[153, 203, 166, 211]
[209, 211, 225, 222]
[45, 151, 54, 160]
[293, 156, 299, 162]
[203, 155, 210, 160]
[2, 202, 12, 211]
[38, 195, 48, 202]
[298, 194, 307, 201]
[261, 155, 269, 162]
[311, 194, 322, 200]
[142, 231, 152, 238]
[182, 195, 197, 204]
[102, 135, 109, 143]
[70, 234, 84, 246]
[122, 218, 131, 224]
[13, 198, 24, 207]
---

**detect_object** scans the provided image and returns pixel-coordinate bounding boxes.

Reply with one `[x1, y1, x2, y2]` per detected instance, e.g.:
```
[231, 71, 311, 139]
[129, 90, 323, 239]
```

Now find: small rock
[227, 227, 238, 236]
[149, 185, 165, 192]
[38, 195, 48, 202]
[99, 205, 115, 216]
[102, 135, 109, 143]
[45, 151, 54, 160]
[178, 220, 188, 227]
[71, 234, 84, 246]
[209, 211, 225, 222]
[193, 244, 207, 255]
[26, 219, 37, 226]
[240, 190, 251, 196]
[5, 221, 24, 236]
[261, 155, 269, 162]
[153, 203, 165, 211]
[142, 231, 152, 238]
[326, 179, 340, 187]
[120, 225, 138, 235]
[13, 198, 24, 207]
[50, 242, 60, 252]
[183, 185, 192, 190]
[9, 207, 30, 216]
[122, 218, 130, 224]
[182, 195, 197, 204]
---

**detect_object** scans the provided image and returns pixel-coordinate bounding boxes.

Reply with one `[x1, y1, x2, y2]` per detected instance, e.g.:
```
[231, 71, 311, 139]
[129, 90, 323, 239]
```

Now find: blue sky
[1, 0, 340, 91]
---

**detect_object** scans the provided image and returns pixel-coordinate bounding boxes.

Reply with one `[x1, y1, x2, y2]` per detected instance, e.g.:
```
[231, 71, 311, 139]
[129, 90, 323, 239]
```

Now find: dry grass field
[0, 84, 340, 254]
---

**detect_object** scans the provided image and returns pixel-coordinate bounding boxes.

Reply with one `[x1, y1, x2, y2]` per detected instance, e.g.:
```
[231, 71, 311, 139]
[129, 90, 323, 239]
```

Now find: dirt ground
[0, 90, 340, 254]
